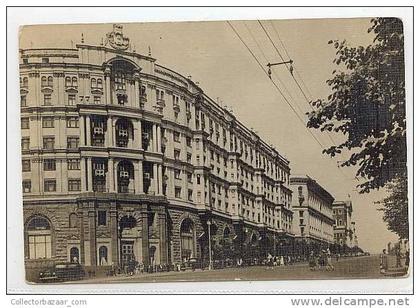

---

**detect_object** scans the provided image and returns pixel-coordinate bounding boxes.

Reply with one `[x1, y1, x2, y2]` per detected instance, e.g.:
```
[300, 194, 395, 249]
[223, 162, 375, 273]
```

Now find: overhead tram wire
[269, 20, 315, 102]
[243, 21, 300, 112]
[259, 19, 339, 148]
[256, 20, 359, 183]
[226, 20, 327, 153]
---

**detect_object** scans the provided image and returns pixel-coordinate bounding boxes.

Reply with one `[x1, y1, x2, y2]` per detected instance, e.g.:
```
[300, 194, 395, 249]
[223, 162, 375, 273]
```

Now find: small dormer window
[42, 57, 49, 64]
[23, 58, 29, 64]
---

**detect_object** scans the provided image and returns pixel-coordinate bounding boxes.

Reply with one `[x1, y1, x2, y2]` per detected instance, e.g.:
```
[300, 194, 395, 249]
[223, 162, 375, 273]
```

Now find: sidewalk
[382, 255, 408, 277]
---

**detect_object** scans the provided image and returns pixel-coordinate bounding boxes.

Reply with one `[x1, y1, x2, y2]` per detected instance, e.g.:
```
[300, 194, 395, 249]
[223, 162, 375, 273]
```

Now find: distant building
[290, 175, 335, 257]
[332, 201, 359, 253]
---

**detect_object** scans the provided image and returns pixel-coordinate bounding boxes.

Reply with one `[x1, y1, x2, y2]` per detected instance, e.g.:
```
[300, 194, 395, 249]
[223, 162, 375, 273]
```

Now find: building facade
[20, 24, 294, 279]
[332, 200, 353, 250]
[290, 175, 335, 258]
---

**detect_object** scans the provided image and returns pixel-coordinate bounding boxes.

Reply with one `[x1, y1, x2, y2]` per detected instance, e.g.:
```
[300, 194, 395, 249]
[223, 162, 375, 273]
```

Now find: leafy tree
[307, 18, 408, 239]
[307, 17, 406, 194]
[378, 170, 409, 239]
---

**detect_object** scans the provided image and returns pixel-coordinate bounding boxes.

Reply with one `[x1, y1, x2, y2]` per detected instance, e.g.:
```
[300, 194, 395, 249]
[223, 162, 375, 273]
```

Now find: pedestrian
[405, 249, 410, 271]
[380, 249, 388, 273]
[309, 251, 316, 271]
[326, 250, 334, 271]
[280, 255, 285, 266]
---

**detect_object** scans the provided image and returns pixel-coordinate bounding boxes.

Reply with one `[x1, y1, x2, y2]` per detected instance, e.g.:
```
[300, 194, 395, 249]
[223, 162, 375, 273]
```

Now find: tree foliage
[378, 170, 409, 239]
[307, 18, 406, 194]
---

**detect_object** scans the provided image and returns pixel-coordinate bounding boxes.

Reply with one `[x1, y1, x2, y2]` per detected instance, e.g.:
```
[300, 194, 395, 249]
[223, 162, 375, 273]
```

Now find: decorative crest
[105, 24, 130, 50]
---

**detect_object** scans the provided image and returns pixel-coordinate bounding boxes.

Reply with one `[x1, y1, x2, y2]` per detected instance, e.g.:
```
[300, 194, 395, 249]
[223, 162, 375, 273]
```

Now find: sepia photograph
[10, 7, 412, 294]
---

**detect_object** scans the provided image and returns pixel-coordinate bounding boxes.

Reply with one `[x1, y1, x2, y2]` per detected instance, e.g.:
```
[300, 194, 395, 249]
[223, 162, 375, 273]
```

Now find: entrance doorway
[121, 241, 134, 267]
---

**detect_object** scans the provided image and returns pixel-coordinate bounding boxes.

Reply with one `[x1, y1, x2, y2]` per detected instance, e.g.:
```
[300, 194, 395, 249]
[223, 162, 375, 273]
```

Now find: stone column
[86, 115, 92, 146]
[78, 204, 85, 265]
[110, 201, 118, 265]
[105, 66, 111, 104]
[157, 164, 163, 195]
[107, 116, 113, 147]
[159, 211, 168, 264]
[134, 74, 140, 108]
[107, 158, 115, 192]
[88, 201, 97, 266]
[153, 163, 158, 195]
[133, 119, 141, 149]
[141, 205, 150, 266]
[157, 125, 161, 154]
[87, 157, 93, 192]
[152, 123, 157, 152]
[134, 160, 144, 194]
[80, 157, 87, 192]
[79, 115, 86, 146]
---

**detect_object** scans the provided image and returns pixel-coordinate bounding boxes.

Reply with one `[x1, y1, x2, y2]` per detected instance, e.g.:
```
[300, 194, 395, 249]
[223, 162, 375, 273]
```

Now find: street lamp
[207, 220, 212, 270]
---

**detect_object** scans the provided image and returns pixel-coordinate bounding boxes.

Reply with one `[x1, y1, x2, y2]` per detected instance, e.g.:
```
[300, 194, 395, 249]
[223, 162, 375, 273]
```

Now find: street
[76, 255, 386, 284]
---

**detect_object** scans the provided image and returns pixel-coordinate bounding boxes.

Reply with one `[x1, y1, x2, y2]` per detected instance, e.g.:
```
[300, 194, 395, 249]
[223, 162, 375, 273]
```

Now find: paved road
[77, 255, 384, 284]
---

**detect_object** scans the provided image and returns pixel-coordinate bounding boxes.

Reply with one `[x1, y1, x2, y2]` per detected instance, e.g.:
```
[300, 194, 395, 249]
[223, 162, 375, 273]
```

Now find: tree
[378, 170, 409, 239]
[307, 17, 406, 194]
[307, 18, 408, 239]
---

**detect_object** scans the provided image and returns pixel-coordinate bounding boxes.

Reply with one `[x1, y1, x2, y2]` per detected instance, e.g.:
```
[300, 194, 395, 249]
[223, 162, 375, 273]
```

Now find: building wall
[20, 25, 294, 278]
[290, 176, 334, 245]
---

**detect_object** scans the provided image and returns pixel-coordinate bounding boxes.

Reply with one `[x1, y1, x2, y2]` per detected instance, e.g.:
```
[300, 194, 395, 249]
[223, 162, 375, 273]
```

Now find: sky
[20, 18, 401, 253]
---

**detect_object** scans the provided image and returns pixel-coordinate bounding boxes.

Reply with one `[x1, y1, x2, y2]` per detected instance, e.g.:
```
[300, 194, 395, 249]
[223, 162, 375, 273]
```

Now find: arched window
[180, 219, 194, 261]
[26, 216, 52, 259]
[71, 77, 78, 87]
[70, 247, 79, 263]
[99, 246, 108, 266]
[97, 79, 103, 89]
[69, 213, 78, 228]
[91, 78, 96, 89]
[22, 77, 28, 88]
[41, 76, 47, 87]
[65, 77, 71, 87]
[47, 76, 53, 87]
[223, 227, 231, 239]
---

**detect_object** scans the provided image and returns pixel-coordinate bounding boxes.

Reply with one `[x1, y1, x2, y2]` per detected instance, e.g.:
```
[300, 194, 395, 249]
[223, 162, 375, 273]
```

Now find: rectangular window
[98, 210, 107, 226]
[187, 172, 192, 183]
[66, 117, 79, 128]
[43, 137, 55, 150]
[43, 159, 56, 171]
[197, 174, 201, 185]
[186, 136, 192, 147]
[175, 186, 182, 199]
[21, 95, 27, 107]
[22, 159, 31, 172]
[94, 96, 101, 104]
[42, 117, 54, 128]
[174, 169, 181, 180]
[67, 94, 76, 106]
[187, 153, 192, 164]
[173, 131, 180, 142]
[67, 159, 80, 170]
[43, 94, 52, 106]
[174, 149, 180, 160]
[188, 189, 193, 201]
[22, 180, 31, 193]
[67, 137, 79, 149]
[44, 179, 56, 192]
[68, 179, 81, 191]
[42, 57, 49, 64]
[21, 138, 30, 150]
[21, 117, 29, 129]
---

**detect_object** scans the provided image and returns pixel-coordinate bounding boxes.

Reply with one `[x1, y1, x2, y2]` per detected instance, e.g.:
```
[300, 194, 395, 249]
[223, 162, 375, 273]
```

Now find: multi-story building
[20, 24, 293, 280]
[332, 200, 354, 251]
[290, 175, 334, 257]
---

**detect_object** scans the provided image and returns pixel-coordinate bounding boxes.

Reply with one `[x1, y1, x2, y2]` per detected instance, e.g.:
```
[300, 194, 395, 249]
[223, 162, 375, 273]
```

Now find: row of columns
[79, 201, 168, 267]
[80, 157, 163, 195]
[79, 114, 161, 153]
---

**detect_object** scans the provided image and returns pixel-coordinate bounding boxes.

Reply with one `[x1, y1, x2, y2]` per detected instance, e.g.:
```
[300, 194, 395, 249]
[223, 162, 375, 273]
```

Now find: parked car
[39, 263, 85, 282]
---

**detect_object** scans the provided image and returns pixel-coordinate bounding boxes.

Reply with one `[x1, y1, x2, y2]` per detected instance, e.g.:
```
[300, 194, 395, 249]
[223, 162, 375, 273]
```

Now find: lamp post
[207, 220, 212, 270]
